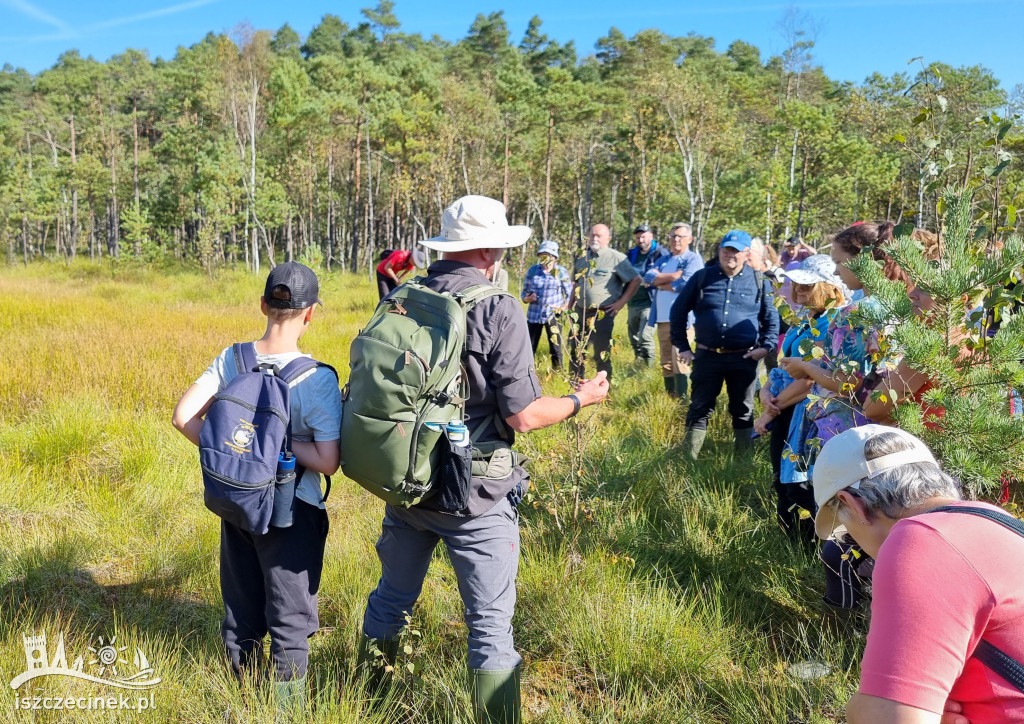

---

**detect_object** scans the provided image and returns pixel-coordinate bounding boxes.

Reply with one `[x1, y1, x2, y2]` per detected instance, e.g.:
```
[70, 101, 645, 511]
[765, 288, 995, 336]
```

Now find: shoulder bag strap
[922, 505, 1024, 693]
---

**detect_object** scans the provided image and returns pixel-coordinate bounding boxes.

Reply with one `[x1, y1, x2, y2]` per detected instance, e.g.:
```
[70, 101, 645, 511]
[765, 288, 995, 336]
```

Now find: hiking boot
[470, 667, 521, 724]
[733, 428, 754, 455]
[356, 633, 400, 700]
[681, 427, 707, 460]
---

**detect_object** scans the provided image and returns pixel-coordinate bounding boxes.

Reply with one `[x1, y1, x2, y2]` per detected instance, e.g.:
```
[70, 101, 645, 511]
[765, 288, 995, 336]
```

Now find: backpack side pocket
[438, 437, 472, 511]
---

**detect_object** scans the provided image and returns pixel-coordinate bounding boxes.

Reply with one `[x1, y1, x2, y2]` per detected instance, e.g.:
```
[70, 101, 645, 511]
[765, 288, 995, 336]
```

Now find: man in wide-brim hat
[356, 195, 609, 723]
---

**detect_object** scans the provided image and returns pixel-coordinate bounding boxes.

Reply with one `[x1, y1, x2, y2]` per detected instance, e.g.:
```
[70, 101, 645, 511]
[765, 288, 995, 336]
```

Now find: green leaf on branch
[1007, 204, 1017, 227]
[912, 111, 930, 126]
[894, 221, 916, 239]
[998, 123, 1012, 141]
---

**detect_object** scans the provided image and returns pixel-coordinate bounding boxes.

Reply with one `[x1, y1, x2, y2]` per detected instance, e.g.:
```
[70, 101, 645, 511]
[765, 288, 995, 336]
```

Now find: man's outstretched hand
[575, 370, 610, 407]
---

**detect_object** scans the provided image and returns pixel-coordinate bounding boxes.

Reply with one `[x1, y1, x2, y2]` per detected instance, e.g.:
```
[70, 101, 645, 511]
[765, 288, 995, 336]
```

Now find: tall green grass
[0, 260, 864, 722]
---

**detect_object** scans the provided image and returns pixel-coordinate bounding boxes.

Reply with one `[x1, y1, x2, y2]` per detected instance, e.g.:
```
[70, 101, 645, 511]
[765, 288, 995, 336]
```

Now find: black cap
[264, 262, 323, 309]
[634, 224, 651, 234]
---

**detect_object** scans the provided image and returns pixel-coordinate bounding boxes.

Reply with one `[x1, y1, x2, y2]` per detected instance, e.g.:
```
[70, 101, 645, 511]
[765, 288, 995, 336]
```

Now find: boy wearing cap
[171, 262, 341, 713]
[522, 240, 572, 369]
[670, 230, 779, 459]
[626, 224, 670, 366]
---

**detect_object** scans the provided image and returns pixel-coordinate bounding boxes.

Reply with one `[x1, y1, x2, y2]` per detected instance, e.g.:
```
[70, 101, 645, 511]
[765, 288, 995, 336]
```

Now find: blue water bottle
[445, 419, 469, 447]
[271, 452, 297, 528]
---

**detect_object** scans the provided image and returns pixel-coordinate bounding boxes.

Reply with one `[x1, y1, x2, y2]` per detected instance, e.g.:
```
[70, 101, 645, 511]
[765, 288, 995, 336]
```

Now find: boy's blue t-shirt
[194, 345, 342, 509]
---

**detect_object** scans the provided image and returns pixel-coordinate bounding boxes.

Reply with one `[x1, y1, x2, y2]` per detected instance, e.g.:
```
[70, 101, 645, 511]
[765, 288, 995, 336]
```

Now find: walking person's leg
[444, 499, 522, 723]
[683, 350, 726, 459]
[220, 522, 269, 680]
[627, 306, 644, 362]
[723, 354, 759, 452]
[360, 506, 440, 693]
[637, 307, 655, 365]
[253, 501, 330, 712]
[527, 322, 543, 356]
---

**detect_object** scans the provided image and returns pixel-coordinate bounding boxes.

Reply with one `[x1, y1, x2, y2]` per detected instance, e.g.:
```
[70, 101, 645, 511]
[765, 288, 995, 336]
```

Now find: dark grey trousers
[362, 498, 522, 671]
[220, 499, 329, 681]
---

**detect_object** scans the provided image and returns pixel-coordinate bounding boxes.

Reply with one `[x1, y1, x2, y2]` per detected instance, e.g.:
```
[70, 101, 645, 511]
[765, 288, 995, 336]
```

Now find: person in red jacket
[376, 248, 426, 299]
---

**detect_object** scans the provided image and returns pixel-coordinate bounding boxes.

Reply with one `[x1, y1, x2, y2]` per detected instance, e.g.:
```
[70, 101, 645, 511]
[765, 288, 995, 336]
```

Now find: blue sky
[2, 0, 1022, 91]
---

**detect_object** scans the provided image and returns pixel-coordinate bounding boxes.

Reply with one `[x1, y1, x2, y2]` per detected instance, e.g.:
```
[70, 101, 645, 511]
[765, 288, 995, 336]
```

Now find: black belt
[696, 343, 753, 354]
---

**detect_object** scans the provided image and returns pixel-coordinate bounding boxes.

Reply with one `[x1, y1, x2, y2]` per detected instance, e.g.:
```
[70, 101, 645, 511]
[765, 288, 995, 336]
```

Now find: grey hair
[851, 432, 961, 519]
[749, 236, 765, 255]
[670, 222, 692, 235]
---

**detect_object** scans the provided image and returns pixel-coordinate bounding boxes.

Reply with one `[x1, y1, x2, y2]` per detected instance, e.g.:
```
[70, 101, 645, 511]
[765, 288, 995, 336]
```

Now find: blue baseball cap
[720, 230, 752, 251]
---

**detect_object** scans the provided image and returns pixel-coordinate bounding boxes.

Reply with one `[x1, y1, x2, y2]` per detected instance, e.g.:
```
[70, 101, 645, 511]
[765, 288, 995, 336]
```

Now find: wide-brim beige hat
[419, 195, 532, 252]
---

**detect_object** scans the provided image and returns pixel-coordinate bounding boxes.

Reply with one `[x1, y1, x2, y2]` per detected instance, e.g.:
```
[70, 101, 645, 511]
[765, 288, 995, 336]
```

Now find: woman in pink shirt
[812, 425, 1024, 723]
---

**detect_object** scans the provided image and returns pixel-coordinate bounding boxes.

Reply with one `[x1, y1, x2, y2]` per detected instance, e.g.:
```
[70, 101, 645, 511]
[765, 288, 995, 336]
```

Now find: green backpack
[340, 279, 510, 506]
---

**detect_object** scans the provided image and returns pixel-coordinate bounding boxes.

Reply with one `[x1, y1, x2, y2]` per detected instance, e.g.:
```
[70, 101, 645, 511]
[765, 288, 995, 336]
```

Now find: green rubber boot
[663, 376, 676, 397]
[681, 427, 707, 461]
[674, 373, 689, 399]
[470, 667, 521, 724]
[734, 428, 754, 454]
[272, 675, 306, 721]
[356, 633, 400, 699]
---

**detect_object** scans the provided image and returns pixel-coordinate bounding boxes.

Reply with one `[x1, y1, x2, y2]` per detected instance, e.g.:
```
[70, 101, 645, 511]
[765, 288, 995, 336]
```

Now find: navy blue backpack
[199, 343, 336, 535]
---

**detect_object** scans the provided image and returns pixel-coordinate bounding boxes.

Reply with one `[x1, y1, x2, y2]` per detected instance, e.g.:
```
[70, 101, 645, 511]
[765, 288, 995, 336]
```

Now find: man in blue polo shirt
[670, 230, 779, 459]
[626, 224, 669, 366]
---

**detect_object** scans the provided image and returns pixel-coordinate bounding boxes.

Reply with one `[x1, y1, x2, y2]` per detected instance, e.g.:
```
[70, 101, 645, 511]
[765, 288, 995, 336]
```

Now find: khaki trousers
[657, 322, 690, 378]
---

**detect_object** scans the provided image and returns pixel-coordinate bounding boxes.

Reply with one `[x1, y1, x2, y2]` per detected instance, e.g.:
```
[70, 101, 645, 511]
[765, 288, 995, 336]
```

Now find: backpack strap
[233, 342, 259, 374]
[925, 505, 1024, 537]
[274, 357, 340, 504]
[922, 505, 1024, 693]
[456, 284, 516, 442]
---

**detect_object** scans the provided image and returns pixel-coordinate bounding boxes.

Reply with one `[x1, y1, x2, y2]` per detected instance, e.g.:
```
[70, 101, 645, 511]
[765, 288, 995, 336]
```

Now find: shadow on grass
[0, 539, 220, 655]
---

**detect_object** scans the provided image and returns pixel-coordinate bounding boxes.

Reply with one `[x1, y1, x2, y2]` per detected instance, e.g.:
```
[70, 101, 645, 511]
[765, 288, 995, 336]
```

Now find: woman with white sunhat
[813, 425, 1024, 724]
[522, 239, 572, 369]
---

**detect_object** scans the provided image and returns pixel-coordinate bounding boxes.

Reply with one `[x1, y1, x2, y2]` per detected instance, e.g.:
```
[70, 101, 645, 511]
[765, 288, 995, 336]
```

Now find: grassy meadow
[0, 261, 867, 723]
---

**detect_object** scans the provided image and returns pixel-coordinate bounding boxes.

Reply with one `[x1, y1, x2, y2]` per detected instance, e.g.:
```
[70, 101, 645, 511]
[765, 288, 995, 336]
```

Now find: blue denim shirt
[669, 263, 779, 353]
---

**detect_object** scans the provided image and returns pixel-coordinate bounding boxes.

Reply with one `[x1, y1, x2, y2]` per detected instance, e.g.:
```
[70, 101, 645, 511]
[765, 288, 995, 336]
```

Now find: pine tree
[849, 187, 1024, 498]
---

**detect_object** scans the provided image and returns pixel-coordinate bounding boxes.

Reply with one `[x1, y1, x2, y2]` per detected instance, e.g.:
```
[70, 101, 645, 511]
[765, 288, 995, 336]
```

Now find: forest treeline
[0, 3, 1020, 272]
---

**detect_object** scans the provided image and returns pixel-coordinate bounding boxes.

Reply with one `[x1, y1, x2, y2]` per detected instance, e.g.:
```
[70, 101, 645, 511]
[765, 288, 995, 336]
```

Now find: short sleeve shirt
[420, 260, 543, 515]
[194, 346, 342, 509]
[573, 246, 639, 310]
[859, 502, 1024, 722]
[376, 250, 414, 275]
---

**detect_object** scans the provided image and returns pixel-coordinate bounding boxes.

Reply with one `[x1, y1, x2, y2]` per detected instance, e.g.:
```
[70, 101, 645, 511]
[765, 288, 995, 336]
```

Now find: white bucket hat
[419, 195, 532, 252]
[812, 424, 939, 539]
[783, 254, 843, 288]
[538, 240, 560, 258]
